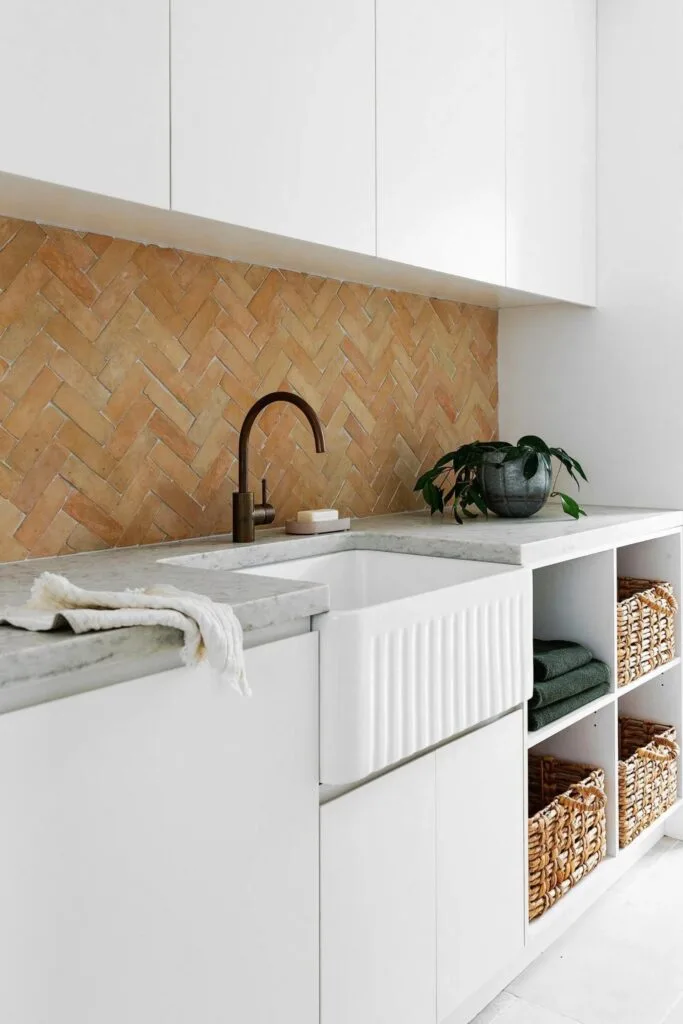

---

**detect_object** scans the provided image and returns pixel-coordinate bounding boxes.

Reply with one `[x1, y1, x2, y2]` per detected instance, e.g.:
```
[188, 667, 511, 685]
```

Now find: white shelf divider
[526, 691, 615, 749]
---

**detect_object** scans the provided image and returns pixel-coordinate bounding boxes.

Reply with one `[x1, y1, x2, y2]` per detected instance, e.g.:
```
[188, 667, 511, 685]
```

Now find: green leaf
[555, 492, 587, 520]
[523, 452, 539, 479]
[469, 486, 489, 516]
[423, 479, 444, 514]
[517, 434, 549, 453]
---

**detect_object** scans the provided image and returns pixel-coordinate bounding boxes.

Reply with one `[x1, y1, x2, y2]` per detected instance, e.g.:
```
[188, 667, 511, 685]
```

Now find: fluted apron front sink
[238, 550, 532, 783]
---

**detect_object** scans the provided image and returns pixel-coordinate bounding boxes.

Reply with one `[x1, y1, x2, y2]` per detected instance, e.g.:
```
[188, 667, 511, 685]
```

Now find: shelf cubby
[531, 701, 618, 857]
[532, 549, 617, 690]
[618, 662, 683, 800]
[617, 531, 682, 668]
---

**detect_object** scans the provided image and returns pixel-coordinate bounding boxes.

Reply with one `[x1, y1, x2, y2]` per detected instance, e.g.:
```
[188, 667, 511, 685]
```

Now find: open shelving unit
[523, 525, 683, 954]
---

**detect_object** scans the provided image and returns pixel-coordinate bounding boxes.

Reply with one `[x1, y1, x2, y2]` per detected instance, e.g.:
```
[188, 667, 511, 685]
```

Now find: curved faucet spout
[237, 391, 326, 493]
[232, 391, 327, 542]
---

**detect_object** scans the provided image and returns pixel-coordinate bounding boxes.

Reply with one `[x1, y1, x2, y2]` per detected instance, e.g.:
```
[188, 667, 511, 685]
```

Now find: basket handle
[636, 736, 680, 762]
[636, 585, 679, 615]
[558, 783, 606, 811]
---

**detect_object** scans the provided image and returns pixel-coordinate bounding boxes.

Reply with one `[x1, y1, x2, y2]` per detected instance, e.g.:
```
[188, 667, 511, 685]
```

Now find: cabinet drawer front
[321, 755, 436, 1024]
[436, 709, 525, 1017]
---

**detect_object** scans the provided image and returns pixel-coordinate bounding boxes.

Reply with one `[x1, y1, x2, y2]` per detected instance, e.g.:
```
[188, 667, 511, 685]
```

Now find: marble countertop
[0, 503, 680, 709]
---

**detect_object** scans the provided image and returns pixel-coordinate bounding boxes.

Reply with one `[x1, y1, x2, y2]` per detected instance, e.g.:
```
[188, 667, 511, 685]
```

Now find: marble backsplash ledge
[0, 214, 498, 561]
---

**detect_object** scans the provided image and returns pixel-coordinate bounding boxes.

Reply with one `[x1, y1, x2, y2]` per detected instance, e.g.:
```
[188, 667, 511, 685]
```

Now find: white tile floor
[473, 838, 683, 1024]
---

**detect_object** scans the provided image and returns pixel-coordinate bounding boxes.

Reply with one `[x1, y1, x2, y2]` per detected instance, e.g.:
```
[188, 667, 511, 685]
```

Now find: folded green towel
[530, 659, 610, 709]
[533, 638, 593, 681]
[528, 681, 610, 731]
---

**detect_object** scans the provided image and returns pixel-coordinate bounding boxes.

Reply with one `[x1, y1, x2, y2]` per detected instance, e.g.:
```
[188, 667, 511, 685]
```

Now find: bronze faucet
[232, 391, 326, 543]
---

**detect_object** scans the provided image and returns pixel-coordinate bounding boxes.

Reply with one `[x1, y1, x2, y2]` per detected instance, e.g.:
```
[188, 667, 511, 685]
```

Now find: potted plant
[415, 435, 587, 523]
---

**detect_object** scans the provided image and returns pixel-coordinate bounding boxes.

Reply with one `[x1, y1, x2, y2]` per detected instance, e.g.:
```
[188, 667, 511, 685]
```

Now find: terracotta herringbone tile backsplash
[0, 215, 498, 561]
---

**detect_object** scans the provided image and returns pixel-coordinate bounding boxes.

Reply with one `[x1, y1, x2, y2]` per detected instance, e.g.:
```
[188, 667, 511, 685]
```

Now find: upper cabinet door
[0, 0, 169, 208]
[506, 0, 597, 303]
[376, 0, 506, 284]
[172, 0, 375, 255]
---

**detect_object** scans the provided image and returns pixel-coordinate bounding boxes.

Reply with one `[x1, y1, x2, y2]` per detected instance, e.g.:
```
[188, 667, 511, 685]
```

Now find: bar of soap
[296, 509, 339, 523]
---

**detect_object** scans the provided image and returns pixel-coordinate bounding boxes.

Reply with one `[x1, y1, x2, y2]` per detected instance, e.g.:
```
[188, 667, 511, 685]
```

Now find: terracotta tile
[151, 474, 203, 526]
[61, 453, 120, 512]
[104, 362, 150, 424]
[39, 241, 99, 305]
[107, 433, 156, 494]
[57, 421, 116, 479]
[15, 476, 72, 549]
[0, 222, 46, 290]
[153, 499, 193, 540]
[89, 238, 139, 289]
[149, 441, 200, 496]
[65, 523, 111, 553]
[53, 383, 113, 445]
[49, 346, 110, 409]
[0, 258, 52, 332]
[63, 492, 122, 545]
[92, 260, 145, 321]
[42, 276, 102, 341]
[108, 396, 154, 459]
[44, 312, 106, 375]
[144, 378, 194, 434]
[117, 492, 161, 548]
[146, 411, 198, 466]
[0, 331, 56, 401]
[42, 226, 97, 271]
[5, 367, 61, 439]
[12, 444, 68, 513]
[7, 406, 65, 474]
[30, 510, 77, 558]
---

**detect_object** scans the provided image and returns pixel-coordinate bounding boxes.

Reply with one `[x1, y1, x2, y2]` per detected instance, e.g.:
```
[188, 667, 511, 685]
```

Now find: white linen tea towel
[0, 572, 249, 695]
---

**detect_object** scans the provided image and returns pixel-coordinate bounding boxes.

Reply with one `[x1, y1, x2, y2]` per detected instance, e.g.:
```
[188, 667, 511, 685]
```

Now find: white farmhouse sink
[239, 550, 532, 784]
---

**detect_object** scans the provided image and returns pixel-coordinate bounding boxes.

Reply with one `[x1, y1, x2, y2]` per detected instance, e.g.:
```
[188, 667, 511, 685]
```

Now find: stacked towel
[529, 639, 610, 731]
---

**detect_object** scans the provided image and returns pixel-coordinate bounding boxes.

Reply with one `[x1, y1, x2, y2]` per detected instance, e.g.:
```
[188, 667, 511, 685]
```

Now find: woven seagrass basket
[618, 717, 679, 847]
[528, 754, 607, 922]
[617, 577, 677, 687]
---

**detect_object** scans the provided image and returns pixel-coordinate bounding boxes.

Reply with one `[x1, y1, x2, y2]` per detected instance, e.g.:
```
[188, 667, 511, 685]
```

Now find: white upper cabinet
[171, 0, 375, 255]
[376, 0, 506, 284]
[0, 0, 169, 208]
[506, 0, 597, 303]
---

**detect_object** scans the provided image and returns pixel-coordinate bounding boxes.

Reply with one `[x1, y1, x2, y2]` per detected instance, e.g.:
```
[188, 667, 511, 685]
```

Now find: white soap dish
[285, 517, 351, 536]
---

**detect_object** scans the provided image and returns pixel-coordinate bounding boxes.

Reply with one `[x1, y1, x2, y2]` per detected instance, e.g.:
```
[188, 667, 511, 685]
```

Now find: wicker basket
[528, 754, 607, 922]
[618, 717, 679, 847]
[617, 577, 677, 687]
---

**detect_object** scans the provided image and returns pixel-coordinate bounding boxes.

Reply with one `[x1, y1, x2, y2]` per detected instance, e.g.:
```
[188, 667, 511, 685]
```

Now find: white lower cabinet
[320, 755, 437, 1024]
[321, 709, 525, 1024]
[0, 634, 319, 1024]
[436, 709, 525, 1020]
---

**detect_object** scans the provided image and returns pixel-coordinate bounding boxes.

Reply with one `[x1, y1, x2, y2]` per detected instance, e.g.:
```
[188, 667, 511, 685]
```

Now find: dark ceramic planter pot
[479, 451, 552, 519]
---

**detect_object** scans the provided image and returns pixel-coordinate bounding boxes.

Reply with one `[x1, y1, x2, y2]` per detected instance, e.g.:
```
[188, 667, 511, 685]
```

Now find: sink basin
[239, 550, 532, 783]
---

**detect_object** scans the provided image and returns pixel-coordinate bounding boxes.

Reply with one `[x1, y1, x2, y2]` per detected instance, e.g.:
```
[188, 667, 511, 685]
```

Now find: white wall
[499, 0, 683, 509]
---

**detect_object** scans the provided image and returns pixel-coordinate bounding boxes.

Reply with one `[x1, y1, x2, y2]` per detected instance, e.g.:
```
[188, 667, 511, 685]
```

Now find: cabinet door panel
[506, 0, 597, 302]
[377, 0, 506, 283]
[172, 0, 375, 254]
[0, 0, 169, 207]
[436, 710, 525, 1019]
[0, 634, 319, 1024]
[321, 756, 436, 1024]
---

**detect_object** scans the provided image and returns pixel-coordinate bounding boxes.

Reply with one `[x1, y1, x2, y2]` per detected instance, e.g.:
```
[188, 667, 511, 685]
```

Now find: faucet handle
[254, 476, 275, 527]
